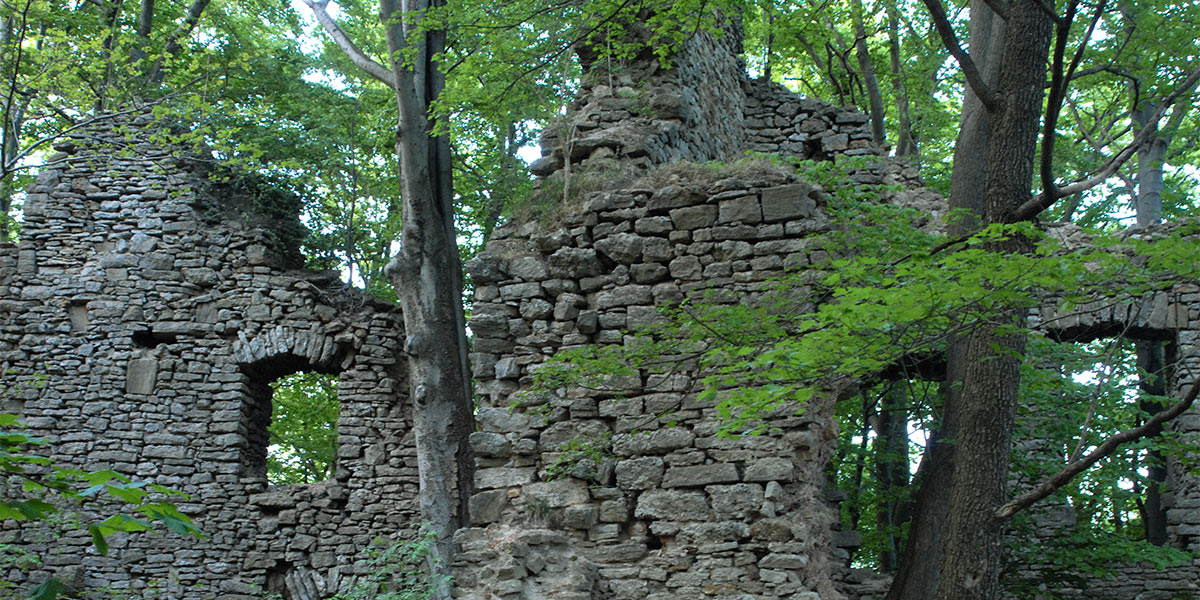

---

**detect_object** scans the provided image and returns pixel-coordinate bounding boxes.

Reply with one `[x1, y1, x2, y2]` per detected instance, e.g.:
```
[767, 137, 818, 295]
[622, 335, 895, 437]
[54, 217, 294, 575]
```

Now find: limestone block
[549, 247, 605, 278]
[475, 467, 536, 489]
[476, 407, 532, 432]
[519, 298, 554, 320]
[612, 428, 696, 456]
[508, 256, 550, 281]
[631, 263, 669, 284]
[125, 358, 158, 394]
[615, 457, 665, 490]
[669, 205, 718, 230]
[469, 490, 508, 524]
[717, 195, 762, 224]
[744, 457, 794, 482]
[662, 463, 739, 488]
[596, 285, 653, 308]
[494, 357, 521, 380]
[470, 432, 512, 458]
[595, 233, 646, 264]
[642, 238, 672, 262]
[634, 489, 708, 520]
[668, 256, 702, 280]
[758, 553, 808, 569]
[761, 183, 818, 223]
[577, 310, 600, 334]
[526, 479, 590, 507]
[540, 419, 611, 451]
[564, 504, 600, 529]
[708, 484, 763, 519]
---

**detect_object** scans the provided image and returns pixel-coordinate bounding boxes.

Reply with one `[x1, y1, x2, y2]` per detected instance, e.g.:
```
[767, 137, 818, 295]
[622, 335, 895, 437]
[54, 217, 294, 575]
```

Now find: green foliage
[331, 532, 450, 600]
[545, 435, 613, 482]
[0, 411, 202, 599]
[268, 373, 340, 485]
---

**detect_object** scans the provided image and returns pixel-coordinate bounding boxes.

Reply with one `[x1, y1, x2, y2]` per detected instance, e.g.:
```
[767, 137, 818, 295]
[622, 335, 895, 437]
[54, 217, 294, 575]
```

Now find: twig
[995, 371, 1200, 520]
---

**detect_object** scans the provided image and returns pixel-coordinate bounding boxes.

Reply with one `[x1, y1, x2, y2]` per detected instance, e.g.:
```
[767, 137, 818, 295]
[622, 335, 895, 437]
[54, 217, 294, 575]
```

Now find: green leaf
[26, 578, 65, 600]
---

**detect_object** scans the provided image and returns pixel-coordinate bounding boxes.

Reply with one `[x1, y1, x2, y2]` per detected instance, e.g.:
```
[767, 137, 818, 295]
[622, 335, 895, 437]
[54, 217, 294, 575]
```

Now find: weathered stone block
[612, 428, 696, 456]
[717, 195, 762, 224]
[126, 358, 158, 394]
[615, 457, 665, 490]
[475, 467, 536, 489]
[744, 457, 794, 482]
[761, 183, 818, 222]
[670, 205, 718, 230]
[662, 463, 739, 487]
[634, 489, 708, 520]
[526, 479, 589, 507]
[469, 490, 508, 524]
[469, 432, 512, 457]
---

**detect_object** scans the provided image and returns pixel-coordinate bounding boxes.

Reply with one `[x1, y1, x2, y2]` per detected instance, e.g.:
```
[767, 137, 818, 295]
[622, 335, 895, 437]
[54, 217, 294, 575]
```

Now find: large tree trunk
[379, 1, 474, 596]
[885, 4, 1005, 599]
[933, 2, 1052, 598]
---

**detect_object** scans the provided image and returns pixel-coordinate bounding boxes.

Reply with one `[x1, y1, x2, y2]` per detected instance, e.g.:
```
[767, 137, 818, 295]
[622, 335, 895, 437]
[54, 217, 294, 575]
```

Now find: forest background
[0, 0, 1199, 599]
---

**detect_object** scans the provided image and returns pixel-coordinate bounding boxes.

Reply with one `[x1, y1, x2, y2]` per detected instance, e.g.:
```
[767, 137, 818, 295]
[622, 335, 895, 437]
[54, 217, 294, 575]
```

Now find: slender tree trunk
[764, 0, 775, 81]
[874, 382, 910, 572]
[1136, 340, 1169, 545]
[379, 1, 474, 596]
[851, 0, 886, 146]
[885, 0, 916, 158]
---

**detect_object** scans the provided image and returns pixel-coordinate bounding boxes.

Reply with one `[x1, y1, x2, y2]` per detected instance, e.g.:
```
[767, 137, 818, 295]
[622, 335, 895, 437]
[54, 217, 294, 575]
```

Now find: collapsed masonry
[3, 14, 1200, 600]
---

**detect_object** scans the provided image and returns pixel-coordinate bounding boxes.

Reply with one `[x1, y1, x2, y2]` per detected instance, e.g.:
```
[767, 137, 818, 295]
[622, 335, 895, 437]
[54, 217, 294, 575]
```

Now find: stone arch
[233, 326, 356, 481]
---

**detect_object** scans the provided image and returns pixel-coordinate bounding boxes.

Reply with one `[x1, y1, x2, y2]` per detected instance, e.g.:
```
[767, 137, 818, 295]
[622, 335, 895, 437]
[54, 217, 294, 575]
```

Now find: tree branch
[144, 0, 211, 84]
[301, 0, 397, 90]
[995, 376, 1200, 521]
[1011, 63, 1200, 221]
[1039, 0, 1096, 206]
[920, 0, 1000, 111]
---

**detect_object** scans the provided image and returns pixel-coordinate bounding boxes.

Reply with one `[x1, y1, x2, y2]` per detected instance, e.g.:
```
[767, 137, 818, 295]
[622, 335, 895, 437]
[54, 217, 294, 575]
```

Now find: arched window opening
[239, 352, 342, 485]
[267, 372, 340, 485]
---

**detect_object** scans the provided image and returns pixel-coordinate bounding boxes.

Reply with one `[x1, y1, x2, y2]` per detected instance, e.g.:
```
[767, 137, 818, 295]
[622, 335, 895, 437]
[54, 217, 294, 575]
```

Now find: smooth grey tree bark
[301, 2, 474, 597]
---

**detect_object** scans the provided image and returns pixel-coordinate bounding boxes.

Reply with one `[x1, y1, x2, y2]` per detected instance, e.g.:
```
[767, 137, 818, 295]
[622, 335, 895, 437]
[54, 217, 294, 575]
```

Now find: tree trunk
[886, 4, 1005, 598]
[851, 0, 886, 146]
[874, 382, 910, 572]
[933, 1, 1052, 598]
[1136, 340, 1169, 545]
[885, 0, 916, 158]
[379, 1, 474, 596]
[945, 0, 1006, 233]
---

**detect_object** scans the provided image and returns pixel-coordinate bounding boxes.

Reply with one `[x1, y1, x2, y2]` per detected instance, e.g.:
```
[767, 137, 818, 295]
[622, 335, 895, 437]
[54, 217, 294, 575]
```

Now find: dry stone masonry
[0, 118, 416, 599]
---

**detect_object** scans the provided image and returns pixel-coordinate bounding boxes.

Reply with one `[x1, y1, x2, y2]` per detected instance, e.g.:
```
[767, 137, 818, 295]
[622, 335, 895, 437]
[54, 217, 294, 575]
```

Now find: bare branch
[995, 376, 1200, 521]
[919, 0, 1000, 111]
[1011, 63, 1200, 221]
[301, 0, 397, 90]
[1039, 0, 1098, 205]
[144, 0, 211, 84]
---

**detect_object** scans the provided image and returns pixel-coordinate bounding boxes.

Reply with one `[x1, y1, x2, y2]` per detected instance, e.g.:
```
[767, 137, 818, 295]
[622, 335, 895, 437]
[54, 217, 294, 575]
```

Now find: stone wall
[460, 152, 944, 599]
[0, 118, 415, 598]
[528, 14, 880, 181]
